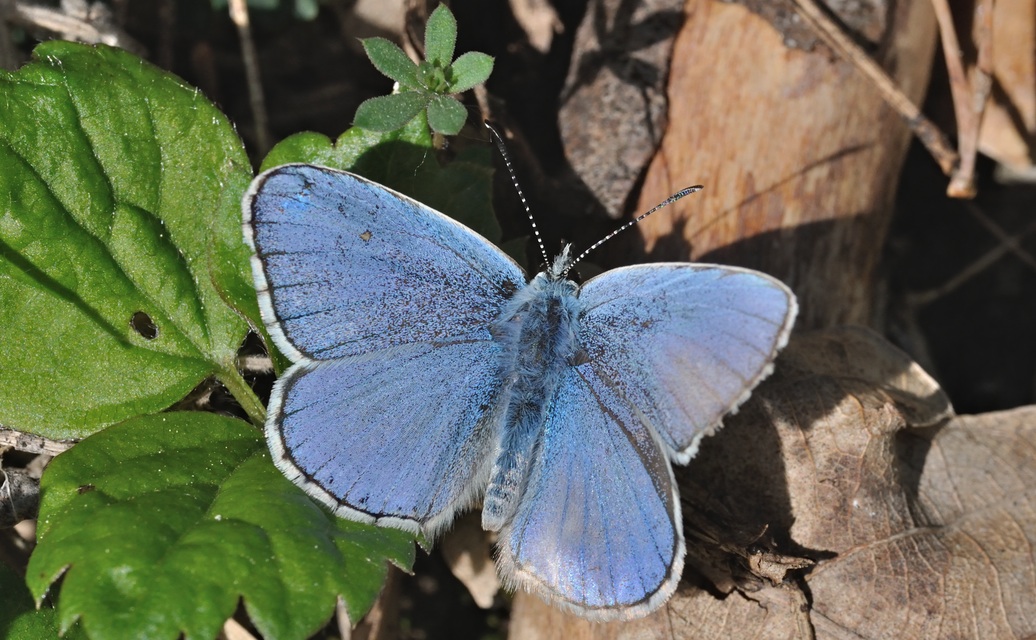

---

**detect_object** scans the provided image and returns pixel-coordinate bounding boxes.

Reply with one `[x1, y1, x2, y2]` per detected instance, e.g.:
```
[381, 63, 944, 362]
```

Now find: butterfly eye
[130, 311, 158, 340]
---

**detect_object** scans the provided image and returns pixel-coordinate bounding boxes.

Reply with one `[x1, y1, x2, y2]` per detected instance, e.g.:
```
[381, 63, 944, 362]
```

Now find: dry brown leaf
[976, 0, 1036, 178]
[557, 0, 683, 218]
[510, 326, 1036, 638]
[808, 407, 1036, 638]
[508, 0, 563, 53]
[440, 511, 500, 609]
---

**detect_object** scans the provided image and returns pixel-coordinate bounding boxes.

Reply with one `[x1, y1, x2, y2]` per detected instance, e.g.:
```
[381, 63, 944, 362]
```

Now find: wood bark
[629, 0, 937, 329]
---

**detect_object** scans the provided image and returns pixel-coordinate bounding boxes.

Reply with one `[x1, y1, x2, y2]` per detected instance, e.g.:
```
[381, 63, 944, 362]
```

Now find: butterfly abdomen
[482, 272, 582, 532]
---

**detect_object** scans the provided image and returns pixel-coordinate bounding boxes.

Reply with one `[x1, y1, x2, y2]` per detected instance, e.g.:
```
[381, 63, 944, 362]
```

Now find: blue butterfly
[243, 163, 797, 620]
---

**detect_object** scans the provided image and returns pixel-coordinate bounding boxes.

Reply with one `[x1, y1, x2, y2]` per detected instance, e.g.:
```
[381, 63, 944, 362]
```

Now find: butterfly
[242, 163, 797, 620]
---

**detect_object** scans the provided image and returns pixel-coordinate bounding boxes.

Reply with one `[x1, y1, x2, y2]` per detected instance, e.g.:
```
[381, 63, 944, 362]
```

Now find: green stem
[219, 364, 266, 428]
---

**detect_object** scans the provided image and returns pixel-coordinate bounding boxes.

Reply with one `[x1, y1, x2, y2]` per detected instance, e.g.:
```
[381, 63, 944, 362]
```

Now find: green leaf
[362, 37, 419, 88]
[448, 51, 494, 93]
[0, 563, 87, 639]
[424, 4, 457, 68]
[262, 114, 499, 242]
[426, 94, 468, 135]
[416, 60, 451, 93]
[27, 412, 415, 640]
[353, 92, 430, 132]
[0, 42, 257, 439]
[259, 131, 342, 171]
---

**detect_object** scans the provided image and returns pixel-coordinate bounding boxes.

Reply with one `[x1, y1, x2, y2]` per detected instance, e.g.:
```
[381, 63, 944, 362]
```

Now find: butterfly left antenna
[484, 121, 552, 267]
[563, 185, 703, 277]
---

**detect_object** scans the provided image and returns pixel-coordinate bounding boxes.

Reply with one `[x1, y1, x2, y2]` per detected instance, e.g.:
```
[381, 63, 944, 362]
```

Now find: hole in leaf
[130, 311, 158, 340]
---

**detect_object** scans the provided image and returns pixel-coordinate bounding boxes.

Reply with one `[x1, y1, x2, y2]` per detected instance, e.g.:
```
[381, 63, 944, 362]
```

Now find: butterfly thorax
[482, 267, 584, 532]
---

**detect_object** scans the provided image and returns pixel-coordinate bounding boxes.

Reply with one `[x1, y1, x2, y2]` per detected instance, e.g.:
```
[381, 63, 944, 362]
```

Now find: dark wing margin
[267, 339, 505, 537]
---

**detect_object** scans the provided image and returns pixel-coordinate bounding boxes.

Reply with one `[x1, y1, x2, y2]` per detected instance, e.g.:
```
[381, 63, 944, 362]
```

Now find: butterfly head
[546, 245, 575, 281]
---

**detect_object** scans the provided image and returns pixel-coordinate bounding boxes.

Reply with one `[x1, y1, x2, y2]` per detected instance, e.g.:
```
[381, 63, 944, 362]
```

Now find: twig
[906, 216, 1036, 306]
[0, 0, 18, 70]
[964, 0, 994, 190]
[930, 0, 976, 197]
[932, 0, 994, 198]
[221, 617, 258, 640]
[228, 0, 272, 156]
[237, 354, 273, 374]
[336, 597, 351, 640]
[402, 0, 429, 62]
[11, 1, 144, 54]
[508, 0, 563, 54]
[473, 83, 492, 123]
[965, 200, 1036, 271]
[789, 0, 960, 180]
[0, 426, 75, 456]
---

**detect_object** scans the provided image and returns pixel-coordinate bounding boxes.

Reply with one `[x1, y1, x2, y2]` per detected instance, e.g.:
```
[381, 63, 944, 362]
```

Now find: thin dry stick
[228, 0, 272, 156]
[237, 354, 273, 374]
[473, 83, 492, 122]
[157, 0, 175, 73]
[0, 0, 18, 70]
[906, 217, 1036, 306]
[336, 597, 351, 640]
[11, 1, 143, 53]
[965, 201, 1036, 271]
[932, 0, 995, 198]
[0, 426, 75, 456]
[931, 0, 977, 197]
[221, 618, 259, 640]
[790, 0, 960, 178]
[957, 0, 990, 191]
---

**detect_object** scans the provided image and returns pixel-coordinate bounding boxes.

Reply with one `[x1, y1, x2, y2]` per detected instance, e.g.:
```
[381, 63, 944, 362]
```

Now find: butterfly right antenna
[485, 121, 551, 267]
[562, 185, 702, 277]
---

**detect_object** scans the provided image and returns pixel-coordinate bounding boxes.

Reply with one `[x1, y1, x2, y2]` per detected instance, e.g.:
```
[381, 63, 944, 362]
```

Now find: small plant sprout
[355, 4, 494, 136]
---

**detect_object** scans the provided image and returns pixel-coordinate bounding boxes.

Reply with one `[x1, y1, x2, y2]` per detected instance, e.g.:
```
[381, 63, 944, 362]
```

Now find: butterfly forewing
[578, 264, 797, 462]
[244, 164, 526, 362]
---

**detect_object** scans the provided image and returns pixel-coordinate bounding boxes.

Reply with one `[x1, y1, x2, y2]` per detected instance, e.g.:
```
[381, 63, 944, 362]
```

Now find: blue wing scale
[497, 363, 683, 620]
[579, 264, 797, 463]
[244, 164, 525, 534]
[268, 339, 504, 535]
[244, 164, 525, 362]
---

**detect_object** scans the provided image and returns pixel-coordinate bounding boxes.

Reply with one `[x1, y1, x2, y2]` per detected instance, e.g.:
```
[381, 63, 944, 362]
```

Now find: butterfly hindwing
[497, 362, 683, 620]
[578, 264, 797, 462]
[270, 340, 503, 535]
